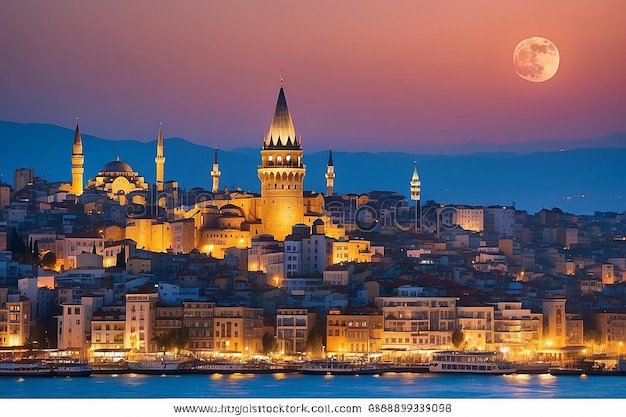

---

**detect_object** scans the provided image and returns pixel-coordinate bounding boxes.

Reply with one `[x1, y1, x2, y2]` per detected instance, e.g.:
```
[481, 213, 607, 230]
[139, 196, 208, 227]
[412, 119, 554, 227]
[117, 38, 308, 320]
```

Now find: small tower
[211, 146, 221, 193]
[410, 161, 421, 232]
[155, 122, 165, 192]
[325, 148, 335, 197]
[71, 118, 84, 196]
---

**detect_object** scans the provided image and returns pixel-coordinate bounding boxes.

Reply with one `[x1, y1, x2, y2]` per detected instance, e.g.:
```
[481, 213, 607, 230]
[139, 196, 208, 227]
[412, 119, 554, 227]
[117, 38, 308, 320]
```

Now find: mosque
[62, 80, 349, 256]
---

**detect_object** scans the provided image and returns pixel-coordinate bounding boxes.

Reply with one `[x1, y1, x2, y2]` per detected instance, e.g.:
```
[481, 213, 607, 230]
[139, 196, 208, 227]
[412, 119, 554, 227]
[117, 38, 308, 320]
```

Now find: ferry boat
[126, 358, 187, 375]
[0, 360, 53, 377]
[299, 359, 386, 375]
[183, 360, 294, 374]
[50, 361, 94, 377]
[91, 361, 130, 374]
[428, 351, 516, 374]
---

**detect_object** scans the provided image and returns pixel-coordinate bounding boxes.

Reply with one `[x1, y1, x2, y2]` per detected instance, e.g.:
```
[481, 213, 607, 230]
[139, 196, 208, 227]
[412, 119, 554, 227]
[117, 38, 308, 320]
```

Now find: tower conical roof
[157, 122, 163, 147]
[72, 120, 83, 155]
[264, 82, 299, 149]
[213, 146, 219, 164]
[73, 122, 82, 146]
[412, 161, 420, 181]
[328, 149, 334, 166]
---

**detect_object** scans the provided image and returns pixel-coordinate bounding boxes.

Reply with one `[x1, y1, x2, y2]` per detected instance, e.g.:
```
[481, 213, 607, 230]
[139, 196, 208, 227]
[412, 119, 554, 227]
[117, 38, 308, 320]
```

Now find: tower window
[277, 155, 282, 165]
[286, 155, 291, 163]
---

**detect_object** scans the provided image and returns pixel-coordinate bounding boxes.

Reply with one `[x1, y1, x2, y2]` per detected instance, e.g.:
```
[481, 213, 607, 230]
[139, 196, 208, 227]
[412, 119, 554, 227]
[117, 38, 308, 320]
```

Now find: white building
[125, 290, 159, 353]
[375, 295, 458, 350]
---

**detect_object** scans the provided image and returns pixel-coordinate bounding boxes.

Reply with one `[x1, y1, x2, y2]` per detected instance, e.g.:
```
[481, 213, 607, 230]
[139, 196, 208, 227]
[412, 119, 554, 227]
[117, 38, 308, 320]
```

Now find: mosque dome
[101, 157, 134, 173]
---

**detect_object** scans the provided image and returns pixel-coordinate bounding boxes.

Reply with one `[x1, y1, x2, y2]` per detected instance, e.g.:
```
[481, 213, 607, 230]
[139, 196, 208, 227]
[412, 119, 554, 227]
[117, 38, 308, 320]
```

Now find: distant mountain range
[2, 121, 626, 215]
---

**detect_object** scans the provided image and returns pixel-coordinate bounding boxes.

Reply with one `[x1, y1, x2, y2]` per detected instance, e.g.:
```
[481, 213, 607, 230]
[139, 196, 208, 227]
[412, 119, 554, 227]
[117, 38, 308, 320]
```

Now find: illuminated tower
[211, 146, 221, 193]
[410, 161, 421, 232]
[257, 78, 305, 241]
[325, 148, 335, 197]
[71, 119, 84, 196]
[155, 122, 165, 192]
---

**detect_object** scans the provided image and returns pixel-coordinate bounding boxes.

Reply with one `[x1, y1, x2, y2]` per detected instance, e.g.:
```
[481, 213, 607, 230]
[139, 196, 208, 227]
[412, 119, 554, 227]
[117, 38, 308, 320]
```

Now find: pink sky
[1, 0, 625, 152]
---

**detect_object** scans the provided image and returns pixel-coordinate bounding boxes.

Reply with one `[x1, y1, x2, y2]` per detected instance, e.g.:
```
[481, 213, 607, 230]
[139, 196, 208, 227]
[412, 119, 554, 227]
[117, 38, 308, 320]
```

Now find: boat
[91, 361, 130, 374]
[428, 351, 516, 374]
[50, 361, 94, 377]
[389, 362, 431, 373]
[0, 360, 53, 377]
[298, 359, 386, 375]
[183, 360, 295, 374]
[126, 358, 188, 375]
[549, 366, 584, 376]
[515, 361, 551, 374]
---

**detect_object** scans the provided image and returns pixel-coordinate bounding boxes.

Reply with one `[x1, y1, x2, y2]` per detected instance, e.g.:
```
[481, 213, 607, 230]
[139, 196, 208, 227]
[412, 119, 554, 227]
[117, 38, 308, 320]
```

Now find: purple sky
[1, 0, 625, 152]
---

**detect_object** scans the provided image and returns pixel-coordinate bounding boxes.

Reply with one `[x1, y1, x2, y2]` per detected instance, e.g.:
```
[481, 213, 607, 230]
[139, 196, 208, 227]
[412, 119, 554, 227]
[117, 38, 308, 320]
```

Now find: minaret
[325, 148, 335, 197]
[211, 146, 221, 193]
[155, 122, 165, 192]
[410, 161, 421, 232]
[71, 118, 84, 196]
[257, 77, 306, 240]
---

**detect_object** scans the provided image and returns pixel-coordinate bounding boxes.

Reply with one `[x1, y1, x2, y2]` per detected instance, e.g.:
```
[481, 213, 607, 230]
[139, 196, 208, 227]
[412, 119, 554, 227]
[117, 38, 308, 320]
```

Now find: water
[2, 372, 625, 399]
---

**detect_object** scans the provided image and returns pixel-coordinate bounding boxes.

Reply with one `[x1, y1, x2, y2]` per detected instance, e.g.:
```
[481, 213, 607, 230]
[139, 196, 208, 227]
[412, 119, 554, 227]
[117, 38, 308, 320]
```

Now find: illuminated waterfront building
[125, 290, 159, 354]
[0, 289, 31, 347]
[276, 307, 316, 355]
[213, 305, 263, 355]
[325, 308, 384, 358]
[492, 301, 542, 356]
[376, 290, 458, 351]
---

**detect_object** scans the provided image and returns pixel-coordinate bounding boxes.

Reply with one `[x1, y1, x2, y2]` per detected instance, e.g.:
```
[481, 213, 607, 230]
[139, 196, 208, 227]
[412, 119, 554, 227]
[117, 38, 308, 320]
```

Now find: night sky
[1, 1, 625, 152]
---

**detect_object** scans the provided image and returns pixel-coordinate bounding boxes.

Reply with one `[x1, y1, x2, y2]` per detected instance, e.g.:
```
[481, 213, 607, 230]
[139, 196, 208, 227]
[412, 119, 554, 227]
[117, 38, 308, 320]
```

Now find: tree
[8, 227, 27, 262]
[41, 251, 57, 269]
[451, 328, 465, 349]
[305, 328, 324, 358]
[33, 240, 39, 259]
[262, 332, 278, 355]
[152, 328, 190, 354]
[116, 247, 126, 269]
[584, 328, 603, 354]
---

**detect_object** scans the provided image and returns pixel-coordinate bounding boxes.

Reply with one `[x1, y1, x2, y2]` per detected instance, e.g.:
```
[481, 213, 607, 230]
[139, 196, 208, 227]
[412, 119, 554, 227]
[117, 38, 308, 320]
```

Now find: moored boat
[299, 359, 386, 375]
[428, 351, 516, 374]
[50, 361, 94, 377]
[0, 360, 53, 377]
[183, 360, 294, 374]
[126, 358, 188, 375]
[389, 362, 431, 373]
[549, 367, 584, 376]
[515, 362, 551, 374]
[91, 361, 130, 374]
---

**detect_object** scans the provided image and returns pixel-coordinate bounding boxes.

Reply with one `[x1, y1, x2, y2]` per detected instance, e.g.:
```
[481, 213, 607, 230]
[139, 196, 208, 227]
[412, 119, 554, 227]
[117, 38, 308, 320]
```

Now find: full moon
[513, 36, 560, 82]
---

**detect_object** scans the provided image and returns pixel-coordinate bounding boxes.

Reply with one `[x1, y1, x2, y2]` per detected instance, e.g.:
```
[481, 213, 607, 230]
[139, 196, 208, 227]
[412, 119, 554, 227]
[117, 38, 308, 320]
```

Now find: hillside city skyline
[2, 80, 626, 369]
